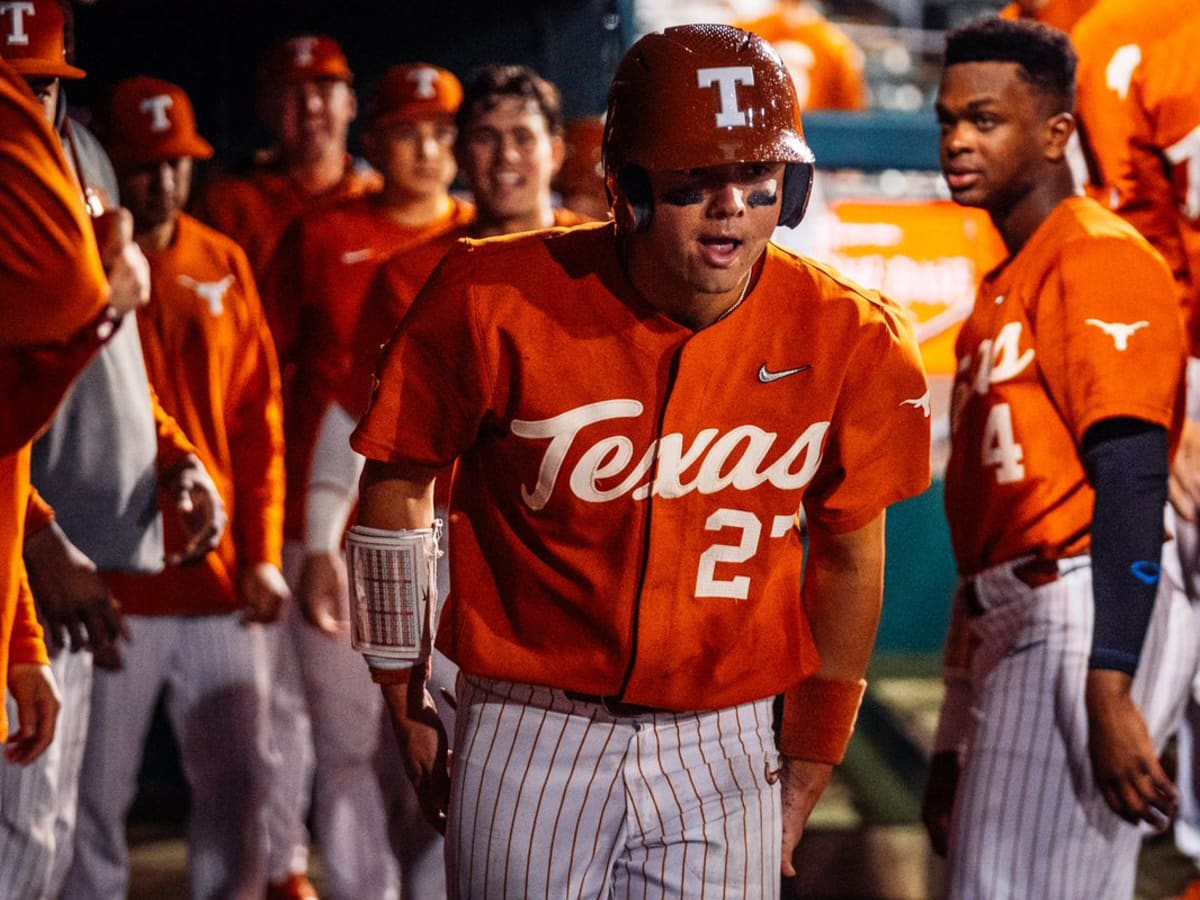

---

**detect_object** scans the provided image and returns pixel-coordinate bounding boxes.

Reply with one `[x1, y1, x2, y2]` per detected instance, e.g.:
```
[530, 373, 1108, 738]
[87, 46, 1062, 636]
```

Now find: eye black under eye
[661, 187, 704, 206]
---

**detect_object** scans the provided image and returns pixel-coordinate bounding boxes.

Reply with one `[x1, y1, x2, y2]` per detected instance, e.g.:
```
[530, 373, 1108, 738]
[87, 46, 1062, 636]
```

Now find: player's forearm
[358, 458, 437, 531]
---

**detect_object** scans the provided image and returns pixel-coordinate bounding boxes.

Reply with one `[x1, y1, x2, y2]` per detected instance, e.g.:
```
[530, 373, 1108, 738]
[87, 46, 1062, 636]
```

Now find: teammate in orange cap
[922, 17, 1197, 897]
[258, 61, 471, 900]
[347, 25, 929, 895]
[196, 34, 381, 280]
[61, 75, 286, 900]
[736, 0, 867, 111]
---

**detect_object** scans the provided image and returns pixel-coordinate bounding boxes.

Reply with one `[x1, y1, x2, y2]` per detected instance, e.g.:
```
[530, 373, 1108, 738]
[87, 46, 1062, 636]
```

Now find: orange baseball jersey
[106, 214, 285, 616]
[1074, 0, 1200, 351]
[195, 157, 381, 279]
[0, 58, 112, 742]
[352, 222, 931, 711]
[999, 0, 1097, 32]
[263, 195, 474, 537]
[736, 5, 866, 111]
[945, 197, 1183, 576]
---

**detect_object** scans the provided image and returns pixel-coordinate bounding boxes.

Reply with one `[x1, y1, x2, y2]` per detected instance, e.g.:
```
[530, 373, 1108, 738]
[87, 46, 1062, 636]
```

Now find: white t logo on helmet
[1, 2, 35, 47]
[407, 66, 440, 99]
[290, 36, 319, 67]
[140, 95, 174, 133]
[697, 66, 756, 127]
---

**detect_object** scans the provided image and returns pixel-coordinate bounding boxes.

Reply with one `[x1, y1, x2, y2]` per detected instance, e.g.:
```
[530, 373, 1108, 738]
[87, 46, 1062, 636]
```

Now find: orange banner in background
[825, 200, 1006, 375]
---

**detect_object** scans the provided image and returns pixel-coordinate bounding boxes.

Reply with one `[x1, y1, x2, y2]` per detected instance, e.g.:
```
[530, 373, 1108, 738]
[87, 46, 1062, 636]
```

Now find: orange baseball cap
[367, 63, 463, 127]
[260, 34, 353, 86]
[103, 76, 214, 169]
[1, 0, 86, 80]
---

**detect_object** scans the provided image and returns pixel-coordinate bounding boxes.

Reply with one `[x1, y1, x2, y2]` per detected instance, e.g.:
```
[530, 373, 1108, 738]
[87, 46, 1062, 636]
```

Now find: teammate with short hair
[349, 24, 930, 896]
[921, 17, 1198, 897]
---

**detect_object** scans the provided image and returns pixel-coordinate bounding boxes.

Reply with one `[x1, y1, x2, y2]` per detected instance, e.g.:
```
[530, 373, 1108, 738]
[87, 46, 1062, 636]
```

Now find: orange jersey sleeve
[113, 214, 285, 615]
[353, 223, 930, 711]
[0, 59, 108, 345]
[945, 197, 1183, 574]
[23, 484, 54, 537]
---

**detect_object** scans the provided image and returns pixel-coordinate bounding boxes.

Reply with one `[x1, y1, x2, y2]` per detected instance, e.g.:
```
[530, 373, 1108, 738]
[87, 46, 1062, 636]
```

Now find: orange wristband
[780, 676, 867, 764]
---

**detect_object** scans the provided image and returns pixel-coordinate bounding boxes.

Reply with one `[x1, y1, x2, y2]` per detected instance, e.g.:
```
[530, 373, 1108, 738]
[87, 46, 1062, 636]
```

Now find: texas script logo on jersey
[178, 274, 235, 316]
[0, 2, 34, 46]
[757, 363, 811, 383]
[697, 66, 755, 128]
[951, 321, 1034, 429]
[1086, 318, 1149, 351]
[511, 399, 830, 510]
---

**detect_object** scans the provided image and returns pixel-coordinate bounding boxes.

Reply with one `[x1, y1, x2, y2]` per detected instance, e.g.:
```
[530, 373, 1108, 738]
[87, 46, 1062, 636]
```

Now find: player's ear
[1043, 111, 1075, 162]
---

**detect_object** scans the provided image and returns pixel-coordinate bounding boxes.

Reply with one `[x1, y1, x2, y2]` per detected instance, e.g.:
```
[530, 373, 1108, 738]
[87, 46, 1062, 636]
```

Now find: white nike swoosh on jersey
[757, 363, 812, 383]
[340, 248, 376, 265]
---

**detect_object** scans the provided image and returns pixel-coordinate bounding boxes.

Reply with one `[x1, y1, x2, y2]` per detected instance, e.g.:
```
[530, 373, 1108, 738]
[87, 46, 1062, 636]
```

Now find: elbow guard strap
[345, 522, 442, 669]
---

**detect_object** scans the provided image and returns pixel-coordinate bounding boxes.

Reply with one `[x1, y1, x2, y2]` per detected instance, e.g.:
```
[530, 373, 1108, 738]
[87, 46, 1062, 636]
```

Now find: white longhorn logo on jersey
[697, 66, 755, 127]
[289, 36, 319, 67]
[1105, 44, 1142, 101]
[1, 1, 35, 45]
[1165, 124, 1200, 220]
[1086, 318, 1149, 350]
[139, 95, 174, 133]
[512, 399, 829, 511]
[407, 66, 440, 99]
[901, 391, 931, 418]
[178, 274, 235, 315]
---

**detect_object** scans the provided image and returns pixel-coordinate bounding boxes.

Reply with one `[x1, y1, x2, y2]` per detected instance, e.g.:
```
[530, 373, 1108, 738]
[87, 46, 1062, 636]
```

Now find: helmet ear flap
[616, 165, 654, 232]
[779, 163, 814, 229]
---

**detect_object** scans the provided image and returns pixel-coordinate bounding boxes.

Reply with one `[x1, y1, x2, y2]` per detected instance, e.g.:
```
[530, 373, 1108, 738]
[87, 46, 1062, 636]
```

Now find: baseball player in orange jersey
[257, 63, 471, 900]
[347, 24, 930, 897]
[195, 34, 379, 898]
[735, 0, 867, 112]
[921, 18, 1199, 898]
[58, 76, 287, 900]
[301, 64, 585, 899]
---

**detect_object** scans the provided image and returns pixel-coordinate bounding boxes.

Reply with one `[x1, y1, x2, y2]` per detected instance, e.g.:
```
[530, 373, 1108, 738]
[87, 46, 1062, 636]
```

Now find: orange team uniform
[105, 214, 285, 615]
[999, 0, 1097, 32]
[352, 222, 930, 710]
[263, 195, 474, 538]
[945, 196, 1183, 575]
[0, 58, 111, 742]
[1073, 0, 1200, 350]
[195, 157, 381, 279]
[736, 5, 866, 111]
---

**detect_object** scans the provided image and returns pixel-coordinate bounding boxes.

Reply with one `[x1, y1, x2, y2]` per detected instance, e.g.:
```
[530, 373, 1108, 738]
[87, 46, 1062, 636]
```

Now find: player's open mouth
[944, 171, 981, 191]
[699, 236, 742, 266]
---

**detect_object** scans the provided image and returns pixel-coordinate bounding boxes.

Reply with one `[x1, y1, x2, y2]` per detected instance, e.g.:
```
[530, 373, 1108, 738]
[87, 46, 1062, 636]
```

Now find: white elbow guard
[345, 521, 443, 669]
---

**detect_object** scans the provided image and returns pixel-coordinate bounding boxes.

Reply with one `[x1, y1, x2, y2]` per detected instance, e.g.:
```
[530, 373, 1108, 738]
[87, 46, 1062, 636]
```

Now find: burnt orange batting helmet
[603, 23, 815, 232]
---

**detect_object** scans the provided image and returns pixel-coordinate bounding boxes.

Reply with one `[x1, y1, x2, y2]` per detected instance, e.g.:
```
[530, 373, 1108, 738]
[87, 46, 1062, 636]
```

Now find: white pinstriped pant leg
[164, 615, 272, 899]
[448, 675, 781, 900]
[1169, 511, 1200, 865]
[0, 649, 92, 900]
[262, 541, 316, 882]
[62, 616, 177, 900]
[946, 552, 1198, 900]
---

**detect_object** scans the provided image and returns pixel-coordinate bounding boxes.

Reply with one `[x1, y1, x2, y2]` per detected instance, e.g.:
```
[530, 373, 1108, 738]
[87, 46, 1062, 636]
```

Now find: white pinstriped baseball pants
[60, 613, 272, 900]
[449, 674, 781, 900]
[945, 548, 1199, 899]
[0, 649, 92, 900]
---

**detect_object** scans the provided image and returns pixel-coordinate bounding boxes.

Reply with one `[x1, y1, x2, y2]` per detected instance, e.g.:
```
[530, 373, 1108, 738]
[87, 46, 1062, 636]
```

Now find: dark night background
[67, 0, 636, 162]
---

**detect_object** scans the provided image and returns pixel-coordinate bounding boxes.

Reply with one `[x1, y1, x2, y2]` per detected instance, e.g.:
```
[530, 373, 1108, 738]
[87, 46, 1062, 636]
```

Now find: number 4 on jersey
[982, 402, 1025, 484]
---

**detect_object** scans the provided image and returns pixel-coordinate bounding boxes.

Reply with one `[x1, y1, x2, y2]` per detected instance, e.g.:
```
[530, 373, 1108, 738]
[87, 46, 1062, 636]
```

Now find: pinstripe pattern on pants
[61, 614, 272, 900]
[945, 549, 1199, 899]
[448, 674, 781, 900]
[0, 649, 92, 900]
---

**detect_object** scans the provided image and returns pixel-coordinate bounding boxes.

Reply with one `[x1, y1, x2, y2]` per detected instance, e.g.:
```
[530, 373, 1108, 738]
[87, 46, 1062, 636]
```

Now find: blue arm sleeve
[1082, 418, 1169, 675]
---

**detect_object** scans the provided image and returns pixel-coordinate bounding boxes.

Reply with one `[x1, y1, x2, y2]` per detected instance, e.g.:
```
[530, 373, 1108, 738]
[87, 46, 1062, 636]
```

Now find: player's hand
[921, 750, 961, 857]
[1085, 669, 1177, 828]
[238, 562, 290, 625]
[93, 207, 151, 315]
[775, 755, 834, 877]
[164, 455, 227, 566]
[23, 520, 129, 666]
[298, 550, 348, 635]
[5, 662, 60, 765]
[1169, 417, 1200, 522]
[380, 665, 450, 833]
